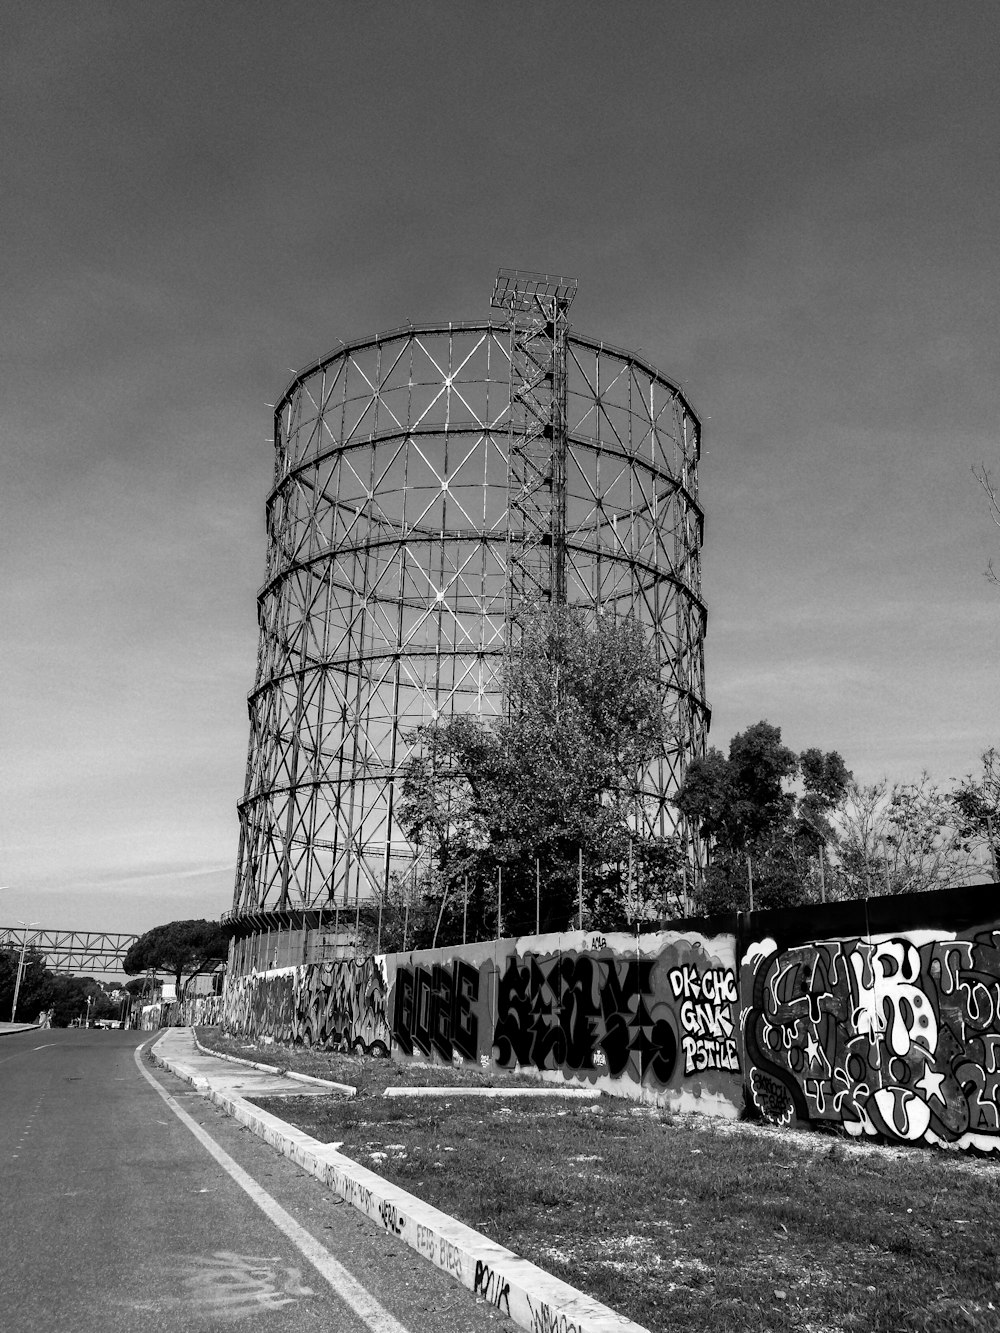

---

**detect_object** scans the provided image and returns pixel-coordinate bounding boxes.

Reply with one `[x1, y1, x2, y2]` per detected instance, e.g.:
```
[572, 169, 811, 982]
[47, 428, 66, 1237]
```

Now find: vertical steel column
[491, 268, 577, 614]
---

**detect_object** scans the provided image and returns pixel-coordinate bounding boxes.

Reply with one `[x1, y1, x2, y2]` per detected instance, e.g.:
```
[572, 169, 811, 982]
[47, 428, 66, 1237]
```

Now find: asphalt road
[0, 1028, 506, 1332]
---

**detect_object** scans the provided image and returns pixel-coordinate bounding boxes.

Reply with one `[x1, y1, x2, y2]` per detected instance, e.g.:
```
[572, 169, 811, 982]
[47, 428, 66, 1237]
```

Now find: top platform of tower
[491, 268, 579, 314]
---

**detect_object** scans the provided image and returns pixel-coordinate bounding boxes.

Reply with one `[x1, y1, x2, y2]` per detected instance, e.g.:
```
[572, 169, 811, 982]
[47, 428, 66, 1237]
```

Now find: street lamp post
[10, 920, 40, 1024]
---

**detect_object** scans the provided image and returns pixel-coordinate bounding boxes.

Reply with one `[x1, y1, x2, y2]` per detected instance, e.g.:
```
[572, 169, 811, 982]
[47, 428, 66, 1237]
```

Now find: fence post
[578, 847, 583, 931]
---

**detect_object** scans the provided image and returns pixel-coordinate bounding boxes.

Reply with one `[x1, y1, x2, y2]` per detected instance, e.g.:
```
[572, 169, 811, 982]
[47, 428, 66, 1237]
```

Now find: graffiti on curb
[378, 1198, 405, 1236]
[473, 1258, 511, 1314]
[525, 1295, 580, 1333]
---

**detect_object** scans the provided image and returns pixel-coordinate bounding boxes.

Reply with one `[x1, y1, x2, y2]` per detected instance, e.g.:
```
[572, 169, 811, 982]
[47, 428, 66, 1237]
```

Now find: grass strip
[196, 1029, 1000, 1332]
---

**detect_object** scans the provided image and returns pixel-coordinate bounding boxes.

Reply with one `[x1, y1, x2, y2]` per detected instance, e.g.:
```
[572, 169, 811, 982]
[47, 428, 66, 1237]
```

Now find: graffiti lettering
[743, 931, 1000, 1149]
[414, 1223, 463, 1278]
[525, 1295, 580, 1333]
[669, 964, 738, 1005]
[415, 1223, 436, 1262]
[473, 1259, 510, 1314]
[378, 1199, 405, 1236]
[748, 1067, 795, 1126]
[493, 953, 677, 1085]
[671, 965, 738, 1076]
[680, 1034, 739, 1074]
[218, 899, 1000, 1155]
[439, 1236, 463, 1280]
[393, 958, 480, 1061]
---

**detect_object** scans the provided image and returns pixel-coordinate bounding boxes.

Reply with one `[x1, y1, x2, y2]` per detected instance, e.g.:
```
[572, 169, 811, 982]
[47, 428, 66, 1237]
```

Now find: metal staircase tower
[491, 268, 578, 614]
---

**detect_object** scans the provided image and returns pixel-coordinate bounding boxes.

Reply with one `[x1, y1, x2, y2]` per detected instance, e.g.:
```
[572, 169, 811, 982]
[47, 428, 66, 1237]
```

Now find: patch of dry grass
[198, 1030, 1000, 1332]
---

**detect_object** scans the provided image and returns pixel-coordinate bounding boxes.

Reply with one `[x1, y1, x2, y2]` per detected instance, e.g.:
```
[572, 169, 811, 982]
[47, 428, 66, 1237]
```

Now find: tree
[675, 721, 851, 912]
[123, 919, 229, 996]
[586, 835, 690, 929]
[0, 946, 53, 1022]
[397, 605, 670, 938]
[951, 747, 1000, 882]
[44, 975, 114, 1027]
[797, 747, 854, 901]
[831, 775, 975, 898]
[973, 462, 1000, 585]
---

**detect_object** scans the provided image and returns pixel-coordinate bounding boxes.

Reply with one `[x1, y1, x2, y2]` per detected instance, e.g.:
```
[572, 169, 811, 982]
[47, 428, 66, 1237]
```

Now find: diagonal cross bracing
[0, 927, 139, 974]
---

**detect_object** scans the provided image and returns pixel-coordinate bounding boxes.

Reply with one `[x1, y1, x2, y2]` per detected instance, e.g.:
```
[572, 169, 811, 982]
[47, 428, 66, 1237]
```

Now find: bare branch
[975, 462, 1000, 525]
[973, 463, 1000, 585]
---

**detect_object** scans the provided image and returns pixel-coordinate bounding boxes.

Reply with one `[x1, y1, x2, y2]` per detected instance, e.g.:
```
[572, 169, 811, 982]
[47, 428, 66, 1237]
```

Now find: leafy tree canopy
[44, 975, 119, 1027]
[675, 721, 851, 912]
[393, 605, 679, 942]
[0, 947, 53, 1023]
[123, 918, 229, 995]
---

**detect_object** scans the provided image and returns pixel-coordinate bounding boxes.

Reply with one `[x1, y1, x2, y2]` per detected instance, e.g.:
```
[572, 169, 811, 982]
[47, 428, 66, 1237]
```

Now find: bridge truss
[0, 927, 139, 975]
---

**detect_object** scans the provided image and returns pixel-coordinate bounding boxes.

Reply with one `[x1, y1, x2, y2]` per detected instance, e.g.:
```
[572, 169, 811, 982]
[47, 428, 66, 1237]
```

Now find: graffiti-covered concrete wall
[223, 957, 391, 1053]
[390, 930, 741, 1116]
[740, 883, 1000, 1153]
[221, 882, 1000, 1152]
[223, 927, 742, 1116]
[138, 993, 225, 1029]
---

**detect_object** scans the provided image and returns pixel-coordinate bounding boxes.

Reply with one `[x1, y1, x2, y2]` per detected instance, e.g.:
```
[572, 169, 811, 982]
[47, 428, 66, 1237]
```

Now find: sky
[2, 1, 998, 936]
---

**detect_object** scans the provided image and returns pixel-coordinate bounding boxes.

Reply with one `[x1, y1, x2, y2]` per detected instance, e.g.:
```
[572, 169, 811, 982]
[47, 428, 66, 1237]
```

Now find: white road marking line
[134, 1041, 411, 1333]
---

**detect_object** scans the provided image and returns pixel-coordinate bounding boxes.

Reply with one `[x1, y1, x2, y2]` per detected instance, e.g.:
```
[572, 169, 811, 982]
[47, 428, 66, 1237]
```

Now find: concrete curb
[0, 1023, 41, 1037]
[153, 1031, 649, 1333]
[190, 1031, 356, 1095]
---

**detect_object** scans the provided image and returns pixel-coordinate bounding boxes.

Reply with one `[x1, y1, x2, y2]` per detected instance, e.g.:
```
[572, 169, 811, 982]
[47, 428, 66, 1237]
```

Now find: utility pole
[10, 920, 39, 1024]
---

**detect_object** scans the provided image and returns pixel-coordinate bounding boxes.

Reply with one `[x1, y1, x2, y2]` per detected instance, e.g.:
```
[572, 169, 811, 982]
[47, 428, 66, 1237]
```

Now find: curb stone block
[190, 1031, 356, 1094]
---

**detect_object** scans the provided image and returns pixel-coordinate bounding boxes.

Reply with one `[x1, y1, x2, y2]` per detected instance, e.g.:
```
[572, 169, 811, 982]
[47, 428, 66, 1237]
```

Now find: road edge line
[134, 1036, 409, 1333]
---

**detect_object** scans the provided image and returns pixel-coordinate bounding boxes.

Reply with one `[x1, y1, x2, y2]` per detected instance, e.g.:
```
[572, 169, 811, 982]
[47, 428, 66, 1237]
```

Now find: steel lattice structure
[233, 279, 709, 919]
[491, 269, 577, 610]
[0, 927, 138, 974]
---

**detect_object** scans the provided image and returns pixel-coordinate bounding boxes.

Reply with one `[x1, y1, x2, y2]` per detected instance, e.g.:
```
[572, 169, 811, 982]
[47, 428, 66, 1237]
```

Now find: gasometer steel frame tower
[232, 271, 710, 924]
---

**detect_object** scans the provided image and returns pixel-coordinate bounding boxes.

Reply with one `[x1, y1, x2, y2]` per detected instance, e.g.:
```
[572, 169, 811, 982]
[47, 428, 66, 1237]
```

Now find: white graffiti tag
[180, 1251, 314, 1319]
[849, 940, 938, 1058]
